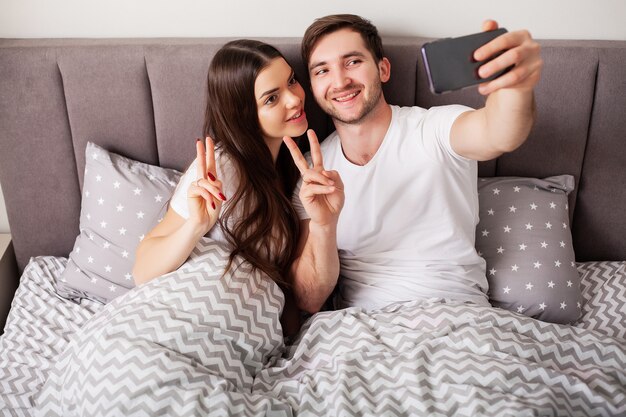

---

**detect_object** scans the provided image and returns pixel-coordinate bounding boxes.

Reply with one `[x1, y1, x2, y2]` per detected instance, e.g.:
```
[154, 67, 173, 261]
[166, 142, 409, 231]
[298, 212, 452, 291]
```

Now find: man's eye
[265, 95, 277, 105]
[314, 69, 327, 76]
[348, 59, 362, 66]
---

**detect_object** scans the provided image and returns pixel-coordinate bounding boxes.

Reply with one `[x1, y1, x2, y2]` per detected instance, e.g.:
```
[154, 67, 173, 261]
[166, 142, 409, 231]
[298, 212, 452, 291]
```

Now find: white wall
[1, 0, 625, 233]
[2, 0, 625, 40]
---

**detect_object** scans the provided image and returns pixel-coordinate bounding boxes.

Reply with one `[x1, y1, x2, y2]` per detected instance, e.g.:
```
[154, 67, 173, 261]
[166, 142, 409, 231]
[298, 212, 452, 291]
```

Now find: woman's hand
[186, 137, 227, 235]
[283, 129, 344, 228]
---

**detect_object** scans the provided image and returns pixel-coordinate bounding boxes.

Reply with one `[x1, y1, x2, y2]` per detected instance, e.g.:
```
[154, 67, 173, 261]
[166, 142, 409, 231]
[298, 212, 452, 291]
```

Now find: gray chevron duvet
[0, 240, 624, 416]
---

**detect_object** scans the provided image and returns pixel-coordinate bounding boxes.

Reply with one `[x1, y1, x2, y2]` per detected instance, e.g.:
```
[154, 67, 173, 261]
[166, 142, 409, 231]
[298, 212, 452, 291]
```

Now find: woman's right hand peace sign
[187, 137, 227, 235]
[283, 129, 344, 227]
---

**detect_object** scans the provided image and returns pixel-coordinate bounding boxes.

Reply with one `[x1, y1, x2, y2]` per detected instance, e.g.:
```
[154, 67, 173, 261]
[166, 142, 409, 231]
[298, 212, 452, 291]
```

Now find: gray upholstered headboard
[0, 37, 625, 275]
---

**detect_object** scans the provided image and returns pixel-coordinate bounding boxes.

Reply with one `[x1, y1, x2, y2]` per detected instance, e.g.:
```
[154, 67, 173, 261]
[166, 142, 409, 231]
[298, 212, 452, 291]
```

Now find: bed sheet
[574, 261, 626, 338]
[1, 253, 624, 416]
[0, 257, 103, 416]
[32, 239, 626, 417]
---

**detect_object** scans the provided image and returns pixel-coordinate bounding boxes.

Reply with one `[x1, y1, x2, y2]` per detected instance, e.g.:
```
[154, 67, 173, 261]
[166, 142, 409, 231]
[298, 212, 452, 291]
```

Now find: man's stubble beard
[318, 79, 384, 125]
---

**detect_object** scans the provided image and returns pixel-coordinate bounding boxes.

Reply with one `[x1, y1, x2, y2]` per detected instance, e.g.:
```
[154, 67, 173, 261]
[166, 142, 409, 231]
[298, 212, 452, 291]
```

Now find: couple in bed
[132, 14, 542, 335]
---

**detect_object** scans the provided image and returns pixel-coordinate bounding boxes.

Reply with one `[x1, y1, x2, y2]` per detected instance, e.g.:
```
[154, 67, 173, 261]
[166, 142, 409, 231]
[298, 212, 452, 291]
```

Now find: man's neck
[334, 100, 393, 166]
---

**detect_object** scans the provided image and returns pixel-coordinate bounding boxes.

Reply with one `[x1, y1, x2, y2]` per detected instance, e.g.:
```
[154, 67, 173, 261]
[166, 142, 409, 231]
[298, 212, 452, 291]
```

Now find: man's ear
[379, 57, 391, 83]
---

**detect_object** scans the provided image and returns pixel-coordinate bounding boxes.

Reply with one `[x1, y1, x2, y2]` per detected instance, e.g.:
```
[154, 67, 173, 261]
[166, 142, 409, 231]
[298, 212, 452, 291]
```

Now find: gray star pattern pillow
[475, 175, 582, 324]
[56, 142, 182, 304]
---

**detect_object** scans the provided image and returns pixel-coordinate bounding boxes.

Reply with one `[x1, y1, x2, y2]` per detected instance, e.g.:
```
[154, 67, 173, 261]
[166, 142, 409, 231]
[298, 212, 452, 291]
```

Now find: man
[283, 14, 542, 313]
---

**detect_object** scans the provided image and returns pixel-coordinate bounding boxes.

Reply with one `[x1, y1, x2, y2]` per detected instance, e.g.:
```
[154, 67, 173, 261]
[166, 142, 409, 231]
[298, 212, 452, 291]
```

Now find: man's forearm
[291, 221, 340, 313]
[451, 88, 537, 161]
[484, 88, 536, 153]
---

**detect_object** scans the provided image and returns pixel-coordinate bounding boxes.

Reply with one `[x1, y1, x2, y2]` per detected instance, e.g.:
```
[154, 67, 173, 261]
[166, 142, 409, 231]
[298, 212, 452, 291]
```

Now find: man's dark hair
[301, 14, 384, 68]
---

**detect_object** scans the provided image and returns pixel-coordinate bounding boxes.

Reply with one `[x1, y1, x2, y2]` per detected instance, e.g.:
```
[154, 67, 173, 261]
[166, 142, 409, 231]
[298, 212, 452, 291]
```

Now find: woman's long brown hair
[203, 40, 300, 286]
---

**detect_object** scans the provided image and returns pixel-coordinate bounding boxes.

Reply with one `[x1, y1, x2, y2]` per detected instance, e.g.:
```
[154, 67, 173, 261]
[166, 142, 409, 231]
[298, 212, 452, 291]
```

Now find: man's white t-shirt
[293, 105, 489, 310]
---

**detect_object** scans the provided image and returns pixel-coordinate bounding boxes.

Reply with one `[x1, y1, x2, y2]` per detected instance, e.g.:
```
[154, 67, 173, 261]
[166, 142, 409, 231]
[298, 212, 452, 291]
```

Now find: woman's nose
[284, 90, 302, 107]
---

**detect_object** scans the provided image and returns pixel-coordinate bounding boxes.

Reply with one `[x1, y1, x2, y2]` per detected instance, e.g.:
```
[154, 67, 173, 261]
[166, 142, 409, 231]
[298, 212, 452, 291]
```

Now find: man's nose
[331, 68, 351, 90]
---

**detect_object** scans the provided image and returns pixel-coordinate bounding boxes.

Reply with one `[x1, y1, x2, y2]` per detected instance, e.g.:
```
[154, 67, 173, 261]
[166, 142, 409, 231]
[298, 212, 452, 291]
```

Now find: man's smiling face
[307, 28, 389, 125]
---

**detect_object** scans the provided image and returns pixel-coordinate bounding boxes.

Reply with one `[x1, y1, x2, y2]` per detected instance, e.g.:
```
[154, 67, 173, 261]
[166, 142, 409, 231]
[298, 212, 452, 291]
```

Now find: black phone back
[421, 28, 509, 94]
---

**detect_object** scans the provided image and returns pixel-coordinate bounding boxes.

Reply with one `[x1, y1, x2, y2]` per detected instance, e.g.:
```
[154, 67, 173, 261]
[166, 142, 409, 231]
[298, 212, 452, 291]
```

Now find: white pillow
[56, 142, 182, 303]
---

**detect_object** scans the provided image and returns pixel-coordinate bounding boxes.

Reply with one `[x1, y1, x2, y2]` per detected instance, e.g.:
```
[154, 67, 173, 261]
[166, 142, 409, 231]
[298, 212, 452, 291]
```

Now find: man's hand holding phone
[474, 20, 542, 96]
[421, 20, 542, 96]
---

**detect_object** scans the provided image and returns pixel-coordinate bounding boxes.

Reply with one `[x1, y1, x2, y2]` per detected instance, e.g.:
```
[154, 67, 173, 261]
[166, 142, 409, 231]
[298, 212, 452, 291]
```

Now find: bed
[0, 37, 625, 416]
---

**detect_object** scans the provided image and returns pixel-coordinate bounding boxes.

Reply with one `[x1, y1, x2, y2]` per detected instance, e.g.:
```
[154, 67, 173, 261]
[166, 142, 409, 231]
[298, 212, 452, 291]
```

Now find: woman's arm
[133, 137, 224, 285]
[132, 208, 206, 285]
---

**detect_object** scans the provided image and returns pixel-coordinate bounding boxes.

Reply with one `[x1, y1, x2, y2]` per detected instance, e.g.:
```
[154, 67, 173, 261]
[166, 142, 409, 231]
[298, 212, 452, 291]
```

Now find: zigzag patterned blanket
[34, 240, 626, 416]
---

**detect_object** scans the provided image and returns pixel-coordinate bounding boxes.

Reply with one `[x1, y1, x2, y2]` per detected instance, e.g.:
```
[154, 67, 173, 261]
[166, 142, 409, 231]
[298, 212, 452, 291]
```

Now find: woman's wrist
[183, 218, 211, 240]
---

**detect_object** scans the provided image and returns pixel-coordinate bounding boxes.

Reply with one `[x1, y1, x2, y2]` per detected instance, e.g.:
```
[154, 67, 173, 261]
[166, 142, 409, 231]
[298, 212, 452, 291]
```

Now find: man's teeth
[335, 92, 358, 102]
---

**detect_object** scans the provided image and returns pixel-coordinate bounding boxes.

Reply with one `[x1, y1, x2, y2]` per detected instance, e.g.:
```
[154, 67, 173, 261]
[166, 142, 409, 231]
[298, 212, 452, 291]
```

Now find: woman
[132, 40, 315, 334]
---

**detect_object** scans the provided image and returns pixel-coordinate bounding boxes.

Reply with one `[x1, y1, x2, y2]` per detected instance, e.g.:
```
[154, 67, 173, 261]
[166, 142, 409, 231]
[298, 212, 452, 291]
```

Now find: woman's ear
[379, 57, 391, 83]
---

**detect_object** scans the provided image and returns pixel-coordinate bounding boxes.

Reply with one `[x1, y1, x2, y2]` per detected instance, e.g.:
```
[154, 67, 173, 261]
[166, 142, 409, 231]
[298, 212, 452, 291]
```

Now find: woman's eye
[288, 76, 298, 86]
[265, 95, 277, 105]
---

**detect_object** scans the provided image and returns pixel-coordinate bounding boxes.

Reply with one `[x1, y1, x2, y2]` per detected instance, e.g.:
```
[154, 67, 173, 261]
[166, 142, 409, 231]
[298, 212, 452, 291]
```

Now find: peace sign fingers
[283, 135, 311, 175]
[204, 136, 217, 181]
[195, 138, 207, 180]
[283, 129, 327, 172]
[283, 130, 345, 227]
[307, 129, 324, 170]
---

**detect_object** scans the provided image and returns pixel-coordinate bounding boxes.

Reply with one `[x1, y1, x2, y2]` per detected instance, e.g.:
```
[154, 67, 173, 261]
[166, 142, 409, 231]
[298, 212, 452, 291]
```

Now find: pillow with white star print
[475, 175, 582, 324]
[56, 142, 182, 304]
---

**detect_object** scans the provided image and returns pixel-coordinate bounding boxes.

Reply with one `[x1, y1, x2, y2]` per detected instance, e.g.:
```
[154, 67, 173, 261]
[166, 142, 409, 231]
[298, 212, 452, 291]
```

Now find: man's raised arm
[451, 20, 543, 161]
[283, 130, 345, 313]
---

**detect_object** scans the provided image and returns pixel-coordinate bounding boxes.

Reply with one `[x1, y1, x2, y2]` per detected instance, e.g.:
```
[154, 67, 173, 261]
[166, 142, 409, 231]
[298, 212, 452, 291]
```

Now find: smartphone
[421, 28, 510, 94]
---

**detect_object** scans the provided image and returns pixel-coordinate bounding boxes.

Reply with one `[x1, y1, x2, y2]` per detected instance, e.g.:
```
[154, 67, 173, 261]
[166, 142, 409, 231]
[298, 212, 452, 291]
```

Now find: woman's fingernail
[208, 172, 216, 181]
[211, 201, 216, 210]
[219, 193, 227, 201]
[196, 138, 201, 142]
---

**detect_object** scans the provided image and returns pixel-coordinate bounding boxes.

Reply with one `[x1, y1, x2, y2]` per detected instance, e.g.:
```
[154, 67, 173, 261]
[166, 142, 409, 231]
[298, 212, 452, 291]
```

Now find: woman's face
[255, 58, 307, 144]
